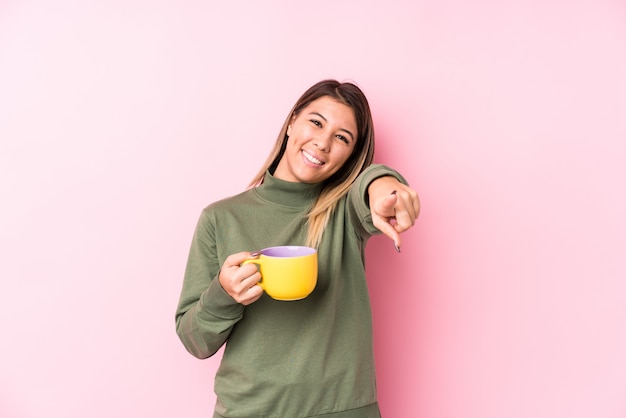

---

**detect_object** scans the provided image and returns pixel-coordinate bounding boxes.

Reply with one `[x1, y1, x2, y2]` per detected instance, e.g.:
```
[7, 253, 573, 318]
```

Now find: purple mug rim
[260, 246, 316, 258]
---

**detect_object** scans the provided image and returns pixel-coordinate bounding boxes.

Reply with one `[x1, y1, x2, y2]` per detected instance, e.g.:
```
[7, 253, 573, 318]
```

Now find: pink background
[1, 1, 625, 417]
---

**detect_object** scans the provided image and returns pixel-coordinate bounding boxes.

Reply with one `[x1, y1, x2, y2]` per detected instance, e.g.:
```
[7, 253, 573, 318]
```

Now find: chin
[297, 175, 323, 184]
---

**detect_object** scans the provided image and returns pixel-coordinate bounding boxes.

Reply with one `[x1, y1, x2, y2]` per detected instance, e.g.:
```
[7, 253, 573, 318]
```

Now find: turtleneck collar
[253, 170, 323, 209]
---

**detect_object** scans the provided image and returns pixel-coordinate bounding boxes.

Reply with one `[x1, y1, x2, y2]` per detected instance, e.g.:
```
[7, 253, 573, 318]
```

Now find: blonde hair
[249, 80, 375, 248]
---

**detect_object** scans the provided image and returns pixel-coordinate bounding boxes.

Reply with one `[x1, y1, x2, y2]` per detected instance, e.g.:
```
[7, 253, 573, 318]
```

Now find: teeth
[303, 150, 323, 165]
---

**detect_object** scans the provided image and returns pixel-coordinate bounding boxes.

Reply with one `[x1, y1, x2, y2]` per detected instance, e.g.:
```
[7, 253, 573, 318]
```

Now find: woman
[175, 79, 420, 417]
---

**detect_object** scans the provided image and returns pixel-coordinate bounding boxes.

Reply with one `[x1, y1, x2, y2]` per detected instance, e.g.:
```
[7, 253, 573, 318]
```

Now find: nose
[313, 133, 332, 152]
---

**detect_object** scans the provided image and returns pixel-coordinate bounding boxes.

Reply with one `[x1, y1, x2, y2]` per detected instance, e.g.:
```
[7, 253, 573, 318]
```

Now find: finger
[392, 198, 416, 232]
[239, 270, 263, 304]
[219, 251, 261, 298]
[412, 191, 421, 218]
[224, 251, 257, 269]
[373, 215, 402, 251]
[240, 269, 261, 288]
[241, 285, 264, 306]
[229, 271, 262, 304]
[404, 189, 420, 220]
[393, 211, 414, 233]
[224, 251, 260, 267]
[238, 262, 260, 279]
[393, 190, 420, 231]
[375, 192, 398, 217]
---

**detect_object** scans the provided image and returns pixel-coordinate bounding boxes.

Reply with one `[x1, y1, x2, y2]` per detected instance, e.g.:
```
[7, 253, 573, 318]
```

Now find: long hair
[249, 79, 375, 248]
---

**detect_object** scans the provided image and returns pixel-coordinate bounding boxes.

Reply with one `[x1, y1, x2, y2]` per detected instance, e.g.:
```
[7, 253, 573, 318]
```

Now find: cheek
[288, 126, 307, 144]
[286, 133, 302, 149]
[334, 149, 354, 168]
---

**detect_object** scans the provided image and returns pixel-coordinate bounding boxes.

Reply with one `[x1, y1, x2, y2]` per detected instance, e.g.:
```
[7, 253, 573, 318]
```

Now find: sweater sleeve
[175, 209, 245, 359]
[347, 164, 409, 237]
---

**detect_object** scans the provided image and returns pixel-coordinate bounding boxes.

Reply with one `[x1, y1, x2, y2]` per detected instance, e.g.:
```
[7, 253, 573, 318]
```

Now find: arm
[346, 164, 419, 249]
[174, 210, 248, 359]
[368, 175, 420, 251]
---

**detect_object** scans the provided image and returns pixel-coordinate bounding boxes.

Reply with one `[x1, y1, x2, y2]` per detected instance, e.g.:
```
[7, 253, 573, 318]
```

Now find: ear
[286, 113, 296, 136]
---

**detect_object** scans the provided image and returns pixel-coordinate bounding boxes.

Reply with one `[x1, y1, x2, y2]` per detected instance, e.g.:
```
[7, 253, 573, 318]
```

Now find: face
[273, 96, 357, 184]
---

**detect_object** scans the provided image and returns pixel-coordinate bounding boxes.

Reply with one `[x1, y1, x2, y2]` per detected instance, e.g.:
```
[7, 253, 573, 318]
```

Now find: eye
[309, 119, 322, 127]
[336, 134, 350, 144]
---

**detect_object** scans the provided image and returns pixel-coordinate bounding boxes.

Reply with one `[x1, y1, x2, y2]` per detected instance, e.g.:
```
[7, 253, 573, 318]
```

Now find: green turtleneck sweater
[175, 164, 407, 418]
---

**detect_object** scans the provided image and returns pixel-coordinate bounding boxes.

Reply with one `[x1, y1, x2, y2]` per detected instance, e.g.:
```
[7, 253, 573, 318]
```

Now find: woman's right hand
[218, 252, 264, 305]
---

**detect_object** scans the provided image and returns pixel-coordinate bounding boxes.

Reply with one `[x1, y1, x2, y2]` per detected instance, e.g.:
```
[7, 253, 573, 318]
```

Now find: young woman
[175, 79, 420, 417]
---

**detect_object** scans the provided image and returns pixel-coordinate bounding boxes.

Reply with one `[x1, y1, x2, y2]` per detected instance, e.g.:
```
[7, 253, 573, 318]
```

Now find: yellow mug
[242, 246, 318, 301]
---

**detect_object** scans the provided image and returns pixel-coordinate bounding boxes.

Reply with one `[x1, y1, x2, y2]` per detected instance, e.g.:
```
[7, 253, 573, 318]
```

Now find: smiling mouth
[302, 150, 324, 166]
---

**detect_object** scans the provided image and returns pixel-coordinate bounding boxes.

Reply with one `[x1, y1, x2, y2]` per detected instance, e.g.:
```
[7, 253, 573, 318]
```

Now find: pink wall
[1, 1, 625, 417]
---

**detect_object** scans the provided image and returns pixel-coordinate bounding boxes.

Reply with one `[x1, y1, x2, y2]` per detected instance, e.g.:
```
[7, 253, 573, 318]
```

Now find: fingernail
[394, 243, 401, 253]
[250, 251, 262, 257]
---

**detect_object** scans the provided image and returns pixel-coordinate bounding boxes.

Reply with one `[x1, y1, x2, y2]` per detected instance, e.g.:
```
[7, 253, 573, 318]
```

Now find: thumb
[224, 251, 259, 268]
[375, 191, 398, 217]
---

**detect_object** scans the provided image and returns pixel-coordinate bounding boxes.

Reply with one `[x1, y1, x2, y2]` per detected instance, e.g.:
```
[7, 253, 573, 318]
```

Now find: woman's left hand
[368, 176, 420, 251]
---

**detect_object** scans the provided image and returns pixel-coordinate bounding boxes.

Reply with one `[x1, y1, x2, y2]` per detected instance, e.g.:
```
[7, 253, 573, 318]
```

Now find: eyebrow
[309, 111, 355, 141]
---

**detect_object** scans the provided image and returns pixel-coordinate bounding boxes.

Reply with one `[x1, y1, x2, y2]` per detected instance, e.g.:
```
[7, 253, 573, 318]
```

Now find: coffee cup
[242, 246, 318, 301]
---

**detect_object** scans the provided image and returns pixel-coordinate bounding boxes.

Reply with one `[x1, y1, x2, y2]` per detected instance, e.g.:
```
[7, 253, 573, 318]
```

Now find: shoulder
[194, 188, 257, 229]
[202, 188, 256, 213]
